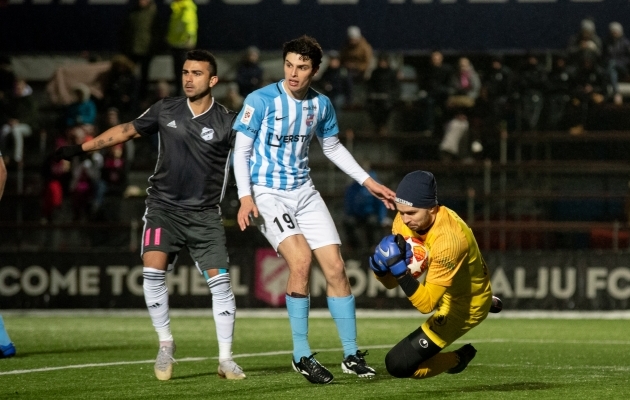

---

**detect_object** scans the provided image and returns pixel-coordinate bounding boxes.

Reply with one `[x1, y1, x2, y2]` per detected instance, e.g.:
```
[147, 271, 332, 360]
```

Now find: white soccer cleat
[154, 344, 176, 381]
[218, 359, 246, 380]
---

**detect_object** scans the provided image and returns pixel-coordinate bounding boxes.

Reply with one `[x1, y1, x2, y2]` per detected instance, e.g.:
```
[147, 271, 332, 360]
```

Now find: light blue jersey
[233, 80, 339, 191]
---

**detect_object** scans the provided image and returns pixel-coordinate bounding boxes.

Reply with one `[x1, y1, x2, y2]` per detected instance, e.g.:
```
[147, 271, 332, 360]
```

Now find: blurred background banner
[1, 1, 629, 53]
[1, 249, 628, 310]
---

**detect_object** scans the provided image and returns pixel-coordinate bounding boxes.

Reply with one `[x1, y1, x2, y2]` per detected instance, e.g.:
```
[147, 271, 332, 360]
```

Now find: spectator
[119, 0, 159, 100]
[0, 56, 16, 125]
[92, 143, 128, 223]
[0, 78, 38, 166]
[603, 22, 630, 105]
[339, 25, 374, 105]
[567, 18, 602, 65]
[365, 53, 401, 136]
[482, 55, 516, 126]
[439, 113, 469, 162]
[567, 57, 609, 134]
[440, 57, 480, 161]
[65, 83, 97, 130]
[545, 53, 574, 130]
[418, 51, 453, 136]
[67, 126, 102, 221]
[42, 134, 72, 223]
[103, 55, 140, 121]
[447, 57, 481, 108]
[517, 54, 548, 131]
[235, 46, 264, 98]
[343, 161, 391, 253]
[220, 82, 244, 112]
[166, 0, 197, 96]
[140, 79, 171, 111]
[317, 50, 352, 112]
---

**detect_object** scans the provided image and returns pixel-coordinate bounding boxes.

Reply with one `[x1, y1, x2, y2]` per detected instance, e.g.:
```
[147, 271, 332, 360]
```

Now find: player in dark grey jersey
[54, 50, 246, 381]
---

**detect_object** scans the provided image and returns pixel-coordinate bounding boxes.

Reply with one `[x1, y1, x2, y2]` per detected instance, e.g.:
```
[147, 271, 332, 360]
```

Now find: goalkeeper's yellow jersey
[390, 205, 493, 347]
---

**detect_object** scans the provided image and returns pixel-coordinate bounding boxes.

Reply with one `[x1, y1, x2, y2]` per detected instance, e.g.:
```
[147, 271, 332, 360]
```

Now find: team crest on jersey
[200, 127, 214, 141]
[241, 104, 255, 125]
[305, 114, 314, 127]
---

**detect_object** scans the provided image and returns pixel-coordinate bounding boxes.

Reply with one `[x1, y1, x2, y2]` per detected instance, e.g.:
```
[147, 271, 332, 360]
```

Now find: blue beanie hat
[395, 170, 438, 208]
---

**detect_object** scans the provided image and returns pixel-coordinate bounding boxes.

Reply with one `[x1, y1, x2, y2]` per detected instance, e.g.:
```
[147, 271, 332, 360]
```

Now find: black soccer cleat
[341, 350, 376, 378]
[292, 353, 334, 384]
[489, 295, 503, 313]
[447, 344, 477, 374]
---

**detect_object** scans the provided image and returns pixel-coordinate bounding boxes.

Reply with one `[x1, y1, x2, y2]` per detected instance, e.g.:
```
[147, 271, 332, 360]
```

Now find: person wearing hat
[369, 170, 501, 379]
[337, 26, 374, 106]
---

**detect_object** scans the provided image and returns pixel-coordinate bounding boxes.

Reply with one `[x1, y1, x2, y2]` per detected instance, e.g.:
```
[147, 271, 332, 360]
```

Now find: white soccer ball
[405, 236, 429, 280]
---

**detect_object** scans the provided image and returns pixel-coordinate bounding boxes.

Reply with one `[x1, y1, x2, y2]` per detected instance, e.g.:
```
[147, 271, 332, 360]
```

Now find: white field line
[2, 339, 629, 376]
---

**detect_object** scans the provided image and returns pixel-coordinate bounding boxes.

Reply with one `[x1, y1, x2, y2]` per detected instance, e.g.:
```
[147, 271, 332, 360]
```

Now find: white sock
[207, 273, 235, 361]
[143, 267, 172, 342]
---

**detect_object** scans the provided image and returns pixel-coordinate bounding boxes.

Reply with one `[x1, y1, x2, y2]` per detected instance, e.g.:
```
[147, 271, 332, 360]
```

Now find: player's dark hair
[186, 49, 218, 76]
[282, 35, 323, 69]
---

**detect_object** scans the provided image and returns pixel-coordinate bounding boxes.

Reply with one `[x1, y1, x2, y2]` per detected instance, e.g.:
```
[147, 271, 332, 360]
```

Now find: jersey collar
[188, 97, 214, 119]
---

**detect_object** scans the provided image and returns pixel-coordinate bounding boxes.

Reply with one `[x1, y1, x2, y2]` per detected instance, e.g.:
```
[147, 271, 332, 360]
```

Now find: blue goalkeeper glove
[373, 234, 412, 277]
[368, 255, 388, 276]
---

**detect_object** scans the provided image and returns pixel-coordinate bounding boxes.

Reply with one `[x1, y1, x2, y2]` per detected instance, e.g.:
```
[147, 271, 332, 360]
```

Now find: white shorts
[251, 180, 340, 251]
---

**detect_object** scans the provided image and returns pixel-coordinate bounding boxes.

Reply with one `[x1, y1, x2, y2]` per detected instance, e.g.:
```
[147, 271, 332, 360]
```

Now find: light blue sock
[286, 295, 311, 361]
[0, 315, 12, 346]
[328, 295, 358, 358]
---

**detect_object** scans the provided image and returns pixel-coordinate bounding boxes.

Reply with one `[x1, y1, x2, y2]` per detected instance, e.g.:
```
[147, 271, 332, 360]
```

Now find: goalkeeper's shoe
[489, 295, 503, 313]
[218, 359, 246, 380]
[447, 344, 477, 374]
[292, 353, 334, 384]
[341, 350, 376, 378]
[0, 343, 16, 358]
[154, 343, 176, 380]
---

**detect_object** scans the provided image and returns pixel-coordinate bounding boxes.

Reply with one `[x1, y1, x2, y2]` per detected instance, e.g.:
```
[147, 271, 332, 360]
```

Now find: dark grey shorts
[141, 207, 229, 271]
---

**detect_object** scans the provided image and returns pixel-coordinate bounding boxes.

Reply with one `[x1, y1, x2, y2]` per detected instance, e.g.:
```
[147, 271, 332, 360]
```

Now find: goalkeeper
[369, 170, 501, 379]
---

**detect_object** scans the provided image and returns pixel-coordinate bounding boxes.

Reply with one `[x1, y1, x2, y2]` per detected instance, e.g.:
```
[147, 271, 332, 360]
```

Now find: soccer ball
[405, 236, 429, 280]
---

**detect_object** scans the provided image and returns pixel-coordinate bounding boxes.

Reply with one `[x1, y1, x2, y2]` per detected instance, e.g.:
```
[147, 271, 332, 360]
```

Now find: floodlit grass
[1, 313, 629, 399]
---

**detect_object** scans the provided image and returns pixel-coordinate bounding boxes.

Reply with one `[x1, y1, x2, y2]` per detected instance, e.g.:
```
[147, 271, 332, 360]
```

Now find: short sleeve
[132, 100, 163, 136]
[232, 93, 266, 138]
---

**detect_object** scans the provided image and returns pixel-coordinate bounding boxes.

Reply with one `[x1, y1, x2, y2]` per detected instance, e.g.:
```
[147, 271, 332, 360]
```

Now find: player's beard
[188, 86, 212, 102]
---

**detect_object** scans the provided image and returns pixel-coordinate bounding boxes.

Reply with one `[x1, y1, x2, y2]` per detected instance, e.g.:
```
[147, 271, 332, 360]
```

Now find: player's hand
[237, 195, 259, 231]
[373, 234, 412, 277]
[363, 177, 396, 210]
[53, 144, 85, 162]
[368, 255, 388, 277]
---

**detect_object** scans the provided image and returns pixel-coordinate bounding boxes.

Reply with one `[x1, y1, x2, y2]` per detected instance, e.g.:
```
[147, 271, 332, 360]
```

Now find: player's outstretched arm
[54, 122, 140, 161]
[318, 135, 396, 209]
[362, 177, 396, 210]
[0, 157, 6, 201]
[237, 195, 258, 231]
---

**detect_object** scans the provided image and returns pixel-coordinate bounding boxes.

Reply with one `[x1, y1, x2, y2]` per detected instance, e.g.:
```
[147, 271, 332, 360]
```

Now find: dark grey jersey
[133, 97, 236, 211]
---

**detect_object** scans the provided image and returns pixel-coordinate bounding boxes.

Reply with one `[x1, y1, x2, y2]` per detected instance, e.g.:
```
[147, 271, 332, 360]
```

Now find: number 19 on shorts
[273, 213, 296, 233]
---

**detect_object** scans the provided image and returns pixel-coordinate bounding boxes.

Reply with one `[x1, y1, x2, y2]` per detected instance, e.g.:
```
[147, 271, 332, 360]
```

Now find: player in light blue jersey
[0, 153, 16, 359]
[233, 35, 396, 384]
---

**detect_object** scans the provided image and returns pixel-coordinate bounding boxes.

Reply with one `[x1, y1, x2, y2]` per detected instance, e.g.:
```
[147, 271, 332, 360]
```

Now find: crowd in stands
[0, 13, 629, 243]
